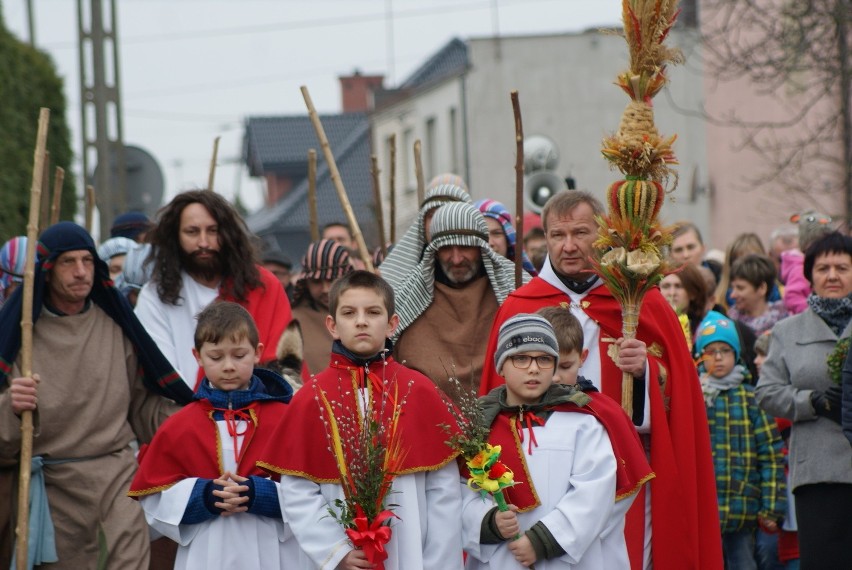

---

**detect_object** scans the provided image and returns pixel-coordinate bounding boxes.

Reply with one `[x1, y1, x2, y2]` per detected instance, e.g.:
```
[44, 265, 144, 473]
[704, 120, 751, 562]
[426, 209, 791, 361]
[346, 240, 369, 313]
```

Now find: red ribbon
[345, 508, 396, 570]
[515, 410, 544, 455]
[212, 403, 256, 465]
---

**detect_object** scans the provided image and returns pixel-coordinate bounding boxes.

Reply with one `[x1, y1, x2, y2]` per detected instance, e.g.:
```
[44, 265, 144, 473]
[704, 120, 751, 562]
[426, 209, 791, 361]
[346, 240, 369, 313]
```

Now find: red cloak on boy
[480, 277, 722, 570]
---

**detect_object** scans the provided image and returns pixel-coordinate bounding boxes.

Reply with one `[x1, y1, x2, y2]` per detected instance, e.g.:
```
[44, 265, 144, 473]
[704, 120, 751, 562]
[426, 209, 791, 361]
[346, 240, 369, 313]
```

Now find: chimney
[339, 70, 384, 113]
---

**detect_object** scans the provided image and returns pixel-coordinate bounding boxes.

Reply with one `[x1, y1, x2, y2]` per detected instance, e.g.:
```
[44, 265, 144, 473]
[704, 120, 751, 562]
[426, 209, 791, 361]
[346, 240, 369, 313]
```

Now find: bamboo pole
[38, 151, 51, 235]
[388, 134, 396, 244]
[370, 155, 387, 256]
[85, 185, 96, 234]
[308, 149, 319, 242]
[511, 91, 525, 289]
[207, 136, 220, 192]
[414, 139, 425, 206]
[300, 86, 374, 272]
[16, 107, 50, 570]
[50, 167, 64, 226]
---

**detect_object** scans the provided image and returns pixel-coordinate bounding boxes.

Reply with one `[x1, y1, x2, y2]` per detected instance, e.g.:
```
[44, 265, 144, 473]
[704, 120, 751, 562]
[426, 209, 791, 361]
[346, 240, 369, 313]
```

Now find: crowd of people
[0, 178, 851, 570]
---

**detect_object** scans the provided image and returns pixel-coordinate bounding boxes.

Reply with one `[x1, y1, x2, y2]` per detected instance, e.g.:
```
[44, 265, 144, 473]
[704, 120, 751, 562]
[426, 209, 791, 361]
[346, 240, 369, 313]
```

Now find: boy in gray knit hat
[463, 313, 628, 568]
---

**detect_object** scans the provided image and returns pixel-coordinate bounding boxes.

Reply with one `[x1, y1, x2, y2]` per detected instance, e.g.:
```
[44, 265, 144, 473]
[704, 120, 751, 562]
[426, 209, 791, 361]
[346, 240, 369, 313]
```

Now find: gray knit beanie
[494, 313, 560, 372]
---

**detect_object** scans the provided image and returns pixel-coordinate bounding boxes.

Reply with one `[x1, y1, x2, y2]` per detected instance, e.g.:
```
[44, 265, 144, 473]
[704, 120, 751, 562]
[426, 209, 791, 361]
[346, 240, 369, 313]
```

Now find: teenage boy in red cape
[479, 191, 722, 570]
[128, 302, 295, 569]
[257, 271, 464, 570]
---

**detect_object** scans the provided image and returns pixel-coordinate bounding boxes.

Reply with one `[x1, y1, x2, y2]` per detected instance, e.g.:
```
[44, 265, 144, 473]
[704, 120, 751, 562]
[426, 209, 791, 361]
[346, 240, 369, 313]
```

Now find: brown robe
[292, 303, 334, 376]
[394, 275, 499, 396]
[0, 305, 178, 569]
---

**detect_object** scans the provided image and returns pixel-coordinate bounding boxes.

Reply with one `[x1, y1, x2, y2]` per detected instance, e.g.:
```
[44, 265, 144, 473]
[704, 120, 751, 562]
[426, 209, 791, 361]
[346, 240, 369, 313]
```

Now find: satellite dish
[124, 145, 165, 216]
[93, 144, 165, 219]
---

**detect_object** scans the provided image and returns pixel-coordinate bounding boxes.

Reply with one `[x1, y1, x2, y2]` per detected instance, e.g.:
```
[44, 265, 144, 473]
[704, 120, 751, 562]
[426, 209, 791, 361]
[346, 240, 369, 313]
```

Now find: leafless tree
[700, 0, 852, 223]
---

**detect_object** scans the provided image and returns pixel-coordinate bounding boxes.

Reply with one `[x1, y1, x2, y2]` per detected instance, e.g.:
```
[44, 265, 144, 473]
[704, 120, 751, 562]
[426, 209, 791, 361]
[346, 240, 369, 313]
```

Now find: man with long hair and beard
[135, 190, 294, 393]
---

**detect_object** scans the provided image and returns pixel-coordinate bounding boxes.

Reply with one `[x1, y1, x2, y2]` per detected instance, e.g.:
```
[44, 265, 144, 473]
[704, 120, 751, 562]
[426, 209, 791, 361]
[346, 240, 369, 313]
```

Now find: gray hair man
[392, 201, 530, 396]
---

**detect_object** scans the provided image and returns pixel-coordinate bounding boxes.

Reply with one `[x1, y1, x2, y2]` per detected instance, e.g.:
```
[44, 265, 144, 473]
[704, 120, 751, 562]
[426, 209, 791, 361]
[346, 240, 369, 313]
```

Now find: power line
[40, 0, 569, 49]
[123, 108, 242, 124]
[123, 51, 422, 100]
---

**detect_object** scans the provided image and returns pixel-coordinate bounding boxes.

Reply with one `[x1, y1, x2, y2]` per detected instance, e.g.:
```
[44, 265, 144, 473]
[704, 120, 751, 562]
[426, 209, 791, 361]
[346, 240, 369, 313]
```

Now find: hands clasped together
[210, 471, 251, 516]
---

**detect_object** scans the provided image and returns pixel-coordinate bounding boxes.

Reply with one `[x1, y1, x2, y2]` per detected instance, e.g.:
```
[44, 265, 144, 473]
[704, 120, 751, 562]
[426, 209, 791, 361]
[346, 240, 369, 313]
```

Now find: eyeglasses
[509, 355, 556, 369]
[702, 347, 734, 359]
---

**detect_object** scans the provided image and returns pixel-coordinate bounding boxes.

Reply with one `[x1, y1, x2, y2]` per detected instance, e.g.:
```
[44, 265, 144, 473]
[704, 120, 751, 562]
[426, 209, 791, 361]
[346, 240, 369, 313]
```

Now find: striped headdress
[380, 179, 472, 289]
[474, 198, 537, 275]
[392, 202, 531, 339]
[293, 239, 354, 306]
[0, 236, 29, 304]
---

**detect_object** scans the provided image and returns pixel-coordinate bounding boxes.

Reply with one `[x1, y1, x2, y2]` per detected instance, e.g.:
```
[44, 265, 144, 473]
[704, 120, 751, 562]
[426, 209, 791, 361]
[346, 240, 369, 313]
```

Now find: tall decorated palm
[591, 0, 683, 413]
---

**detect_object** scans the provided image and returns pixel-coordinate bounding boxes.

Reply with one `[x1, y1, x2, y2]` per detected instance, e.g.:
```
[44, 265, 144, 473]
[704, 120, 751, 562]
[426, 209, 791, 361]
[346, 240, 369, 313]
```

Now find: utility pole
[77, 0, 126, 239]
[26, 0, 36, 45]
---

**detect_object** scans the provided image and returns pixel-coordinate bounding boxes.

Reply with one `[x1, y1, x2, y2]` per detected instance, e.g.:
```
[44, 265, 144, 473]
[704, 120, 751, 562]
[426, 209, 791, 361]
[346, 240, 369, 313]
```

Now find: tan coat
[0, 305, 178, 569]
[291, 303, 334, 376]
[394, 276, 499, 396]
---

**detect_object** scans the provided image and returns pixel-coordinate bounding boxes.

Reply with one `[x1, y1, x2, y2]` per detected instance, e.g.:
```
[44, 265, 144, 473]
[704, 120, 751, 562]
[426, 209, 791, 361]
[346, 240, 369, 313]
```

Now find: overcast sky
[2, 0, 619, 217]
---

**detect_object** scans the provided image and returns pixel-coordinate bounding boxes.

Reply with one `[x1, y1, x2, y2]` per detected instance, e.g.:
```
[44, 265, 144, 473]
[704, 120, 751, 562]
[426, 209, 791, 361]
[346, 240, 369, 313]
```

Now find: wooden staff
[85, 185, 96, 234]
[308, 149, 319, 242]
[414, 139, 425, 206]
[370, 155, 387, 256]
[300, 86, 374, 272]
[511, 91, 525, 289]
[207, 136, 220, 192]
[38, 151, 51, 234]
[16, 107, 50, 570]
[388, 134, 396, 244]
[50, 167, 64, 226]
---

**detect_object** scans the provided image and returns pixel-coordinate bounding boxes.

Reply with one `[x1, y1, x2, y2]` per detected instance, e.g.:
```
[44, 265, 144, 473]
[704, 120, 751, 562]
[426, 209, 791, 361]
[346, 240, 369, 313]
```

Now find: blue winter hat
[110, 211, 153, 240]
[695, 312, 740, 361]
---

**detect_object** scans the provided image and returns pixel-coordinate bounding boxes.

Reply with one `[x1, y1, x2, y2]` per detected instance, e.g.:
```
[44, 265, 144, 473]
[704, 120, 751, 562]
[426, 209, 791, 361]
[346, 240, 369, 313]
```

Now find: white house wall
[371, 78, 466, 234]
[464, 30, 710, 242]
[370, 29, 710, 247]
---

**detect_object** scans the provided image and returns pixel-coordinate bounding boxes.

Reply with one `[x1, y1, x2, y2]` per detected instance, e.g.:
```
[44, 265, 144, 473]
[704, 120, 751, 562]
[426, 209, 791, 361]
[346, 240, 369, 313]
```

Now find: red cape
[480, 277, 722, 570]
[257, 355, 460, 482]
[194, 265, 306, 390]
[129, 399, 288, 497]
[461, 394, 654, 512]
[219, 265, 292, 367]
